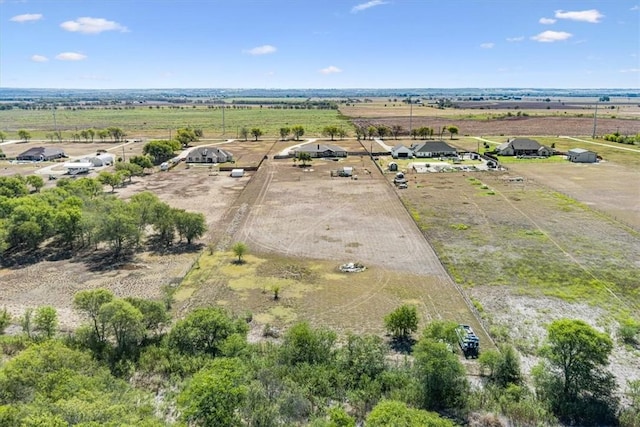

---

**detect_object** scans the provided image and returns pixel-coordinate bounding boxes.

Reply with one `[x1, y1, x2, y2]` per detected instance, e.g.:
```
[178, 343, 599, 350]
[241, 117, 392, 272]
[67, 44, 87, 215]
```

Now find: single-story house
[83, 152, 115, 167]
[294, 143, 347, 158]
[567, 148, 597, 163]
[496, 138, 549, 157]
[410, 140, 457, 158]
[391, 144, 413, 159]
[17, 147, 66, 161]
[187, 146, 233, 163]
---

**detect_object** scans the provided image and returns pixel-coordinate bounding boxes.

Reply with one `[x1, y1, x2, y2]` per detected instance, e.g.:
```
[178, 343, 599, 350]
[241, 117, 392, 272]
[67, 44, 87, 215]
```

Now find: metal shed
[567, 148, 597, 163]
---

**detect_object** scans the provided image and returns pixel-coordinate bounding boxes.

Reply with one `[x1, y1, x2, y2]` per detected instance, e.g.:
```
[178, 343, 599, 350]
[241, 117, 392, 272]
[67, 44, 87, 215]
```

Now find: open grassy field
[0, 105, 351, 140]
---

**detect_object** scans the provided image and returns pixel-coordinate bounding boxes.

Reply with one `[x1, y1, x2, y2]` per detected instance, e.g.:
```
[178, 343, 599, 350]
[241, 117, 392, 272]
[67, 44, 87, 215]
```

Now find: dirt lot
[505, 161, 640, 230]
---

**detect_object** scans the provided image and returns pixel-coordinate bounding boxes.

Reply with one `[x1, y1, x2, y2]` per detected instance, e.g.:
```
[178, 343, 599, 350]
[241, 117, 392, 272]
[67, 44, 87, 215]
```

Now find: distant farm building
[187, 146, 233, 163]
[496, 138, 550, 157]
[391, 144, 413, 159]
[84, 152, 115, 167]
[294, 143, 347, 158]
[410, 140, 458, 158]
[17, 147, 66, 161]
[567, 148, 597, 163]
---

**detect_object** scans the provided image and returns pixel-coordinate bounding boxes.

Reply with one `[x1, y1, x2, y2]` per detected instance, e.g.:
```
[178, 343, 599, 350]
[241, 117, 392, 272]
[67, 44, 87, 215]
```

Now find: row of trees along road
[1, 295, 637, 426]
[0, 173, 206, 259]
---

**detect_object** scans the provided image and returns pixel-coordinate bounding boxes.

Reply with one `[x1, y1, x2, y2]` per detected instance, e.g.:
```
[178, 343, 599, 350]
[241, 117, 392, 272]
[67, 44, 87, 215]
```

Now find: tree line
[1, 295, 638, 426]
[0, 174, 206, 260]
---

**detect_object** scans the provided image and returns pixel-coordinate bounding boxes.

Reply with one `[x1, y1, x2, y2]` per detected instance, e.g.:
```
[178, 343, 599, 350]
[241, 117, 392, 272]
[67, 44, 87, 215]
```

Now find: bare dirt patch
[176, 155, 491, 345]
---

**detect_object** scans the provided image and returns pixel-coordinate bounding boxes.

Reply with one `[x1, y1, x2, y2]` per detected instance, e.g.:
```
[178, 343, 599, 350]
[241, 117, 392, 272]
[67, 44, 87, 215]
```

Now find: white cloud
[506, 36, 524, 42]
[620, 68, 640, 73]
[10, 13, 43, 23]
[319, 65, 342, 74]
[480, 42, 494, 49]
[531, 30, 572, 42]
[351, 0, 387, 13]
[55, 52, 87, 61]
[60, 17, 128, 34]
[631, 5, 640, 11]
[243, 45, 277, 55]
[31, 55, 48, 62]
[554, 9, 604, 23]
[539, 17, 556, 24]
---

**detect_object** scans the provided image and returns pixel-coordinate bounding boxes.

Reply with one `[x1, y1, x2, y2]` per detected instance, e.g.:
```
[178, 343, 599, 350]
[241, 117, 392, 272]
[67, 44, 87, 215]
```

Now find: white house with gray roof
[294, 143, 347, 158]
[187, 146, 233, 163]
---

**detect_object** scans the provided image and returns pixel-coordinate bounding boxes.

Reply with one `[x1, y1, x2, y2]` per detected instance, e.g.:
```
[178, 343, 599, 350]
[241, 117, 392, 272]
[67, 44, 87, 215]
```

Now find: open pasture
[0, 104, 351, 140]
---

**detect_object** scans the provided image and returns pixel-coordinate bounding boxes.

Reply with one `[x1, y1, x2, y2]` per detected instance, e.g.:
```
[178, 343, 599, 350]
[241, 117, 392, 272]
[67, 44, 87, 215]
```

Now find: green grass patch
[450, 223, 470, 231]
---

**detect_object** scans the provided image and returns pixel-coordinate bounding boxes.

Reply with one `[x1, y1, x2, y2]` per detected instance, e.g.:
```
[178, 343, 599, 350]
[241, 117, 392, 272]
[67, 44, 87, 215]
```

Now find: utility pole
[409, 96, 413, 135]
[222, 105, 225, 135]
[592, 101, 598, 139]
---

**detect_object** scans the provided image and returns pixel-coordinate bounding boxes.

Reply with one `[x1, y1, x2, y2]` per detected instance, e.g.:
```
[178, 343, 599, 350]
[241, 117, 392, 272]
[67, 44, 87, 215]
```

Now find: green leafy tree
[150, 202, 176, 246]
[338, 334, 387, 388]
[232, 241, 248, 263]
[178, 358, 248, 426]
[98, 171, 123, 192]
[175, 127, 199, 146]
[0, 130, 6, 142]
[279, 322, 336, 366]
[322, 125, 339, 141]
[98, 299, 143, 355]
[366, 400, 455, 427]
[17, 129, 31, 142]
[169, 307, 248, 356]
[174, 209, 207, 244]
[376, 125, 390, 140]
[34, 306, 58, 339]
[129, 191, 161, 232]
[129, 155, 154, 172]
[95, 198, 140, 254]
[533, 318, 618, 425]
[73, 288, 114, 345]
[115, 161, 143, 183]
[25, 175, 44, 193]
[291, 125, 305, 141]
[240, 127, 249, 141]
[142, 140, 180, 164]
[447, 125, 459, 139]
[107, 126, 125, 142]
[280, 127, 291, 140]
[413, 338, 469, 411]
[384, 305, 418, 342]
[251, 127, 263, 141]
[0, 176, 29, 198]
[297, 152, 312, 167]
[123, 297, 169, 338]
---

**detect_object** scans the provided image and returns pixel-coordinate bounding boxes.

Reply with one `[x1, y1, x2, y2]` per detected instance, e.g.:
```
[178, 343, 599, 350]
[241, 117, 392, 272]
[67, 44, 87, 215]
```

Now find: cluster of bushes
[0, 175, 206, 259]
[2, 295, 637, 426]
[603, 132, 640, 145]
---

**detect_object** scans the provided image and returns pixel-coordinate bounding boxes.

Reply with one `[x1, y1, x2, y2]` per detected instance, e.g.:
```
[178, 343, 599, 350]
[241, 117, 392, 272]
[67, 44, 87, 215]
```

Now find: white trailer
[230, 168, 245, 177]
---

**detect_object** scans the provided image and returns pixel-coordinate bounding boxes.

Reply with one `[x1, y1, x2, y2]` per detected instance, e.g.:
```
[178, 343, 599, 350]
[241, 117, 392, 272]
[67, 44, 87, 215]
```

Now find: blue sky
[1, 0, 638, 89]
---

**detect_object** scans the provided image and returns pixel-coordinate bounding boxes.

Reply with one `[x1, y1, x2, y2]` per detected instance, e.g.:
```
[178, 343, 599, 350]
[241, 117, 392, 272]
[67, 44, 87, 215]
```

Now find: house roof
[410, 140, 457, 153]
[18, 147, 65, 158]
[190, 146, 231, 157]
[508, 138, 541, 150]
[296, 143, 346, 153]
[568, 148, 593, 154]
[392, 144, 411, 152]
